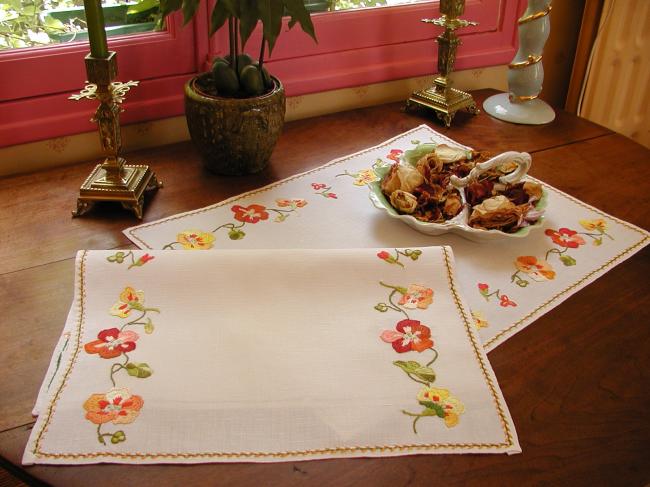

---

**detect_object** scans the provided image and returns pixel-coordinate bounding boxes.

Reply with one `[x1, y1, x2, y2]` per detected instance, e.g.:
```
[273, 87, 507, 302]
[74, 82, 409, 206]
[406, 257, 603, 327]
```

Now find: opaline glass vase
[483, 0, 555, 125]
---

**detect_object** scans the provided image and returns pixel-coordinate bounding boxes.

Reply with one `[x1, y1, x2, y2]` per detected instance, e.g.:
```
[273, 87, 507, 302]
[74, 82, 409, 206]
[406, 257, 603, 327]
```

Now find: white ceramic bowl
[368, 147, 547, 243]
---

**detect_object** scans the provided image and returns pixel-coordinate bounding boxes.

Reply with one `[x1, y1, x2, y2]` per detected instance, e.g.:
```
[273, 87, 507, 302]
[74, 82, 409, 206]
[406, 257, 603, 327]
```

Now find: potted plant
[160, 0, 317, 176]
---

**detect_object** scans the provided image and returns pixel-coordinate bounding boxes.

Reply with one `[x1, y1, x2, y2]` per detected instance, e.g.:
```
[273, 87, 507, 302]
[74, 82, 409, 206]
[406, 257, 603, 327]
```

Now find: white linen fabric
[24, 247, 520, 464]
[123, 125, 649, 352]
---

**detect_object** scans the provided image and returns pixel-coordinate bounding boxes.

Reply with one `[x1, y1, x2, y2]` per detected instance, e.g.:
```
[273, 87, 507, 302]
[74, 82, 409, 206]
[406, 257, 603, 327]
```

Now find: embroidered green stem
[378, 283, 410, 319]
[579, 230, 613, 241]
[426, 348, 439, 367]
[510, 270, 529, 288]
[109, 353, 130, 387]
[162, 242, 181, 250]
[97, 424, 111, 445]
[401, 410, 425, 434]
[97, 424, 126, 445]
[212, 221, 245, 233]
[545, 247, 568, 261]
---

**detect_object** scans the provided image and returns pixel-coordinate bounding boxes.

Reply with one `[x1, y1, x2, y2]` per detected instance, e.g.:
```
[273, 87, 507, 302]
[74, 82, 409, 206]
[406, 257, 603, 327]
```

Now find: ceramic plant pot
[184, 73, 286, 176]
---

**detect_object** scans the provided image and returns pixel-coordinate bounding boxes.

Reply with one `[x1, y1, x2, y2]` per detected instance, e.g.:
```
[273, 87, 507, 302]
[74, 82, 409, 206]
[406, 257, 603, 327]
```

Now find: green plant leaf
[125, 362, 153, 378]
[257, 0, 283, 55]
[283, 0, 317, 42]
[209, 0, 230, 36]
[238, 0, 259, 48]
[181, 0, 200, 25]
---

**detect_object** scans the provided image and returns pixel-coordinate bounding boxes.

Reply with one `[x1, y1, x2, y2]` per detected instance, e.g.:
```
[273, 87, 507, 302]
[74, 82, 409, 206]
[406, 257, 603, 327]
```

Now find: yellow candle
[83, 0, 109, 58]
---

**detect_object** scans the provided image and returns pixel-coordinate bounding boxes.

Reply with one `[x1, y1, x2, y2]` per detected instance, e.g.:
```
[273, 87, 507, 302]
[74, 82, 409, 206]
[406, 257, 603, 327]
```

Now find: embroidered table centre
[123, 125, 650, 352]
[24, 247, 519, 464]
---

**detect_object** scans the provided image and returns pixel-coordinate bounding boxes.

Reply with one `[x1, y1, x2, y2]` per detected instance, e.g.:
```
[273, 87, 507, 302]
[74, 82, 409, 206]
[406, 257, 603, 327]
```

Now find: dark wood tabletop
[1, 89, 649, 486]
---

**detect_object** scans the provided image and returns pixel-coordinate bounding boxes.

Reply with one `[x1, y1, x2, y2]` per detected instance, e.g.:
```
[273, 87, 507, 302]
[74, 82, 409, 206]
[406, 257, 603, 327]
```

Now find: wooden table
[1, 90, 648, 486]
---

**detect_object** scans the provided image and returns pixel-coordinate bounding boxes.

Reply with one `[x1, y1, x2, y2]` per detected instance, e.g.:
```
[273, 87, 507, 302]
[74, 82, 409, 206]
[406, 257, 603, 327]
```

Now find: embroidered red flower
[380, 319, 434, 353]
[545, 228, 586, 248]
[325, 192, 338, 199]
[377, 250, 391, 260]
[499, 295, 517, 307]
[85, 328, 139, 359]
[311, 183, 327, 190]
[231, 204, 269, 224]
[478, 283, 489, 292]
[387, 149, 403, 162]
[83, 387, 144, 425]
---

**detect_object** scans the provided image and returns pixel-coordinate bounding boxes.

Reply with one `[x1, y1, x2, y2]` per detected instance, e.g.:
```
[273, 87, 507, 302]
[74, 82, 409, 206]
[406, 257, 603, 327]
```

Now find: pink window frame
[0, 0, 524, 148]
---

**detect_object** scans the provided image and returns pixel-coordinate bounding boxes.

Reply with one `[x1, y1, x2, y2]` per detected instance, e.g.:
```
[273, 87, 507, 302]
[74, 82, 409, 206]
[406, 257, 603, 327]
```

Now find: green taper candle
[83, 0, 109, 58]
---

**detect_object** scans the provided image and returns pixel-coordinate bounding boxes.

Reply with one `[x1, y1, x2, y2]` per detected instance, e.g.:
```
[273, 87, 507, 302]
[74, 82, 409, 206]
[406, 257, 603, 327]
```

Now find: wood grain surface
[0, 90, 648, 487]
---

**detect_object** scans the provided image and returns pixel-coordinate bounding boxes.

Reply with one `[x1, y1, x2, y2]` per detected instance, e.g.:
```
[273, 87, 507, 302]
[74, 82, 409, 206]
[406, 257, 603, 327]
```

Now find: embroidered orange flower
[515, 256, 556, 281]
[176, 230, 215, 250]
[545, 228, 586, 248]
[231, 204, 269, 223]
[83, 388, 144, 425]
[398, 284, 434, 309]
[386, 149, 403, 162]
[579, 218, 607, 233]
[275, 198, 307, 208]
[416, 387, 465, 427]
[110, 287, 145, 318]
[84, 328, 139, 359]
[380, 319, 434, 353]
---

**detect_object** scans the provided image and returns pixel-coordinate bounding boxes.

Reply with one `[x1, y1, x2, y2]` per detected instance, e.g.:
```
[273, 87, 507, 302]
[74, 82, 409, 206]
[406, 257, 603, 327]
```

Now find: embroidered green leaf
[560, 255, 576, 266]
[412, 366, 436, 383]
[418, 401, 445, 418]
[593, 238, 602, 246]
[144, 318, 154, 334]
[130, 302, 145, 312]
[125, 362, 153, 378]
[393, 360, 422, 374]
[411, 139, 420, 144]
[374, 303, 389, 312]
[107, 251, 125, 263]
[110, 430, 126, 444]
[228, 228, 246, 240]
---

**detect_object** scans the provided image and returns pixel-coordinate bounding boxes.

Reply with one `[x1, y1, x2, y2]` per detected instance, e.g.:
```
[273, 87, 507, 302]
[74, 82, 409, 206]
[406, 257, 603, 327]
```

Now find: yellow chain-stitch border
[32, 247, 514, 460]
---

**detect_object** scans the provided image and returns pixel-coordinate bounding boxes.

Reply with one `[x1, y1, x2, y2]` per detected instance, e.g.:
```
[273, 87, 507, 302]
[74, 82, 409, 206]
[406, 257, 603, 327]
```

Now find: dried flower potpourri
[379, 144, 545, 234]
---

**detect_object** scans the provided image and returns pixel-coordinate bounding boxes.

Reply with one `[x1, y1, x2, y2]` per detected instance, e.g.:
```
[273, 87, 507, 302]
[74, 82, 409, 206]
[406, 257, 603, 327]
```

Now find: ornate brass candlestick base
[70, 52, 162, 219]
[405, 0, 479, 127]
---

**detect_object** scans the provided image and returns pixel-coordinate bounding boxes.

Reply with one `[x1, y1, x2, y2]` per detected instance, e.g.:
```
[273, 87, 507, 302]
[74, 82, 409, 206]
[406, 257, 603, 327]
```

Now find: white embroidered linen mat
[24, 247, 519, 465]
[123, 125, 649, 352]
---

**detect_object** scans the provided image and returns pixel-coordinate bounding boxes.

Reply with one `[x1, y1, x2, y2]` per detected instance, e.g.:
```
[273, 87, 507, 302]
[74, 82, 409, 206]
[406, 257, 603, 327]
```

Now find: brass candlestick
[70, 51, 162, 219]
[406, 0, 479, 127]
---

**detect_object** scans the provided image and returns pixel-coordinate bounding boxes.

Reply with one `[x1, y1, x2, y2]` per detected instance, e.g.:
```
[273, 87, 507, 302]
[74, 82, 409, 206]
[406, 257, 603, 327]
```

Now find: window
[0, 0, 523, 147]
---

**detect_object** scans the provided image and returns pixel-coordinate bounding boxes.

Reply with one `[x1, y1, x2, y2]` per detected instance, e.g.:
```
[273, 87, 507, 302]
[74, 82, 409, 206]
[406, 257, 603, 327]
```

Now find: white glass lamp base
[483, 93, 555, 125]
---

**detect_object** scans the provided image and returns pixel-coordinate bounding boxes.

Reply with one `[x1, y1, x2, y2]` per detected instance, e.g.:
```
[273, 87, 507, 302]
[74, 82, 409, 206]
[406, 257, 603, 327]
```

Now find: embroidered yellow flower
[110, 287, 145, 318]
[353, 169, 378, 186]
[471, 310, 489, 329]
[176, 230, 215, 250]
[579, 218, 607, 233]
[417, 386, 465, 427]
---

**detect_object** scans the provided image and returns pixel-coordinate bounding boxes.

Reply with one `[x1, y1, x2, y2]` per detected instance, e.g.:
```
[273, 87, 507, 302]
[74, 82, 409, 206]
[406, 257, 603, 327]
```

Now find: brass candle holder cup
[406, 0, 479, 127]
[70, 51, 162, 219]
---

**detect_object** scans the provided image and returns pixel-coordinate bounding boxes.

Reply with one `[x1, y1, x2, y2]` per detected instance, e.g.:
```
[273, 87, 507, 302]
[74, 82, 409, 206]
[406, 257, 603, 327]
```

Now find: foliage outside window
[0, 0, 161, 50]
[0, 0, 425, 51]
